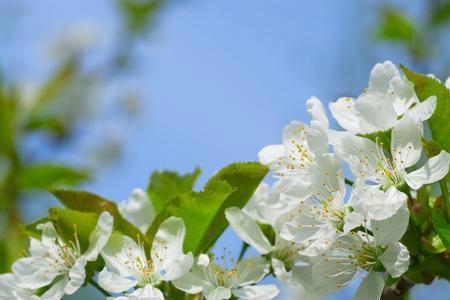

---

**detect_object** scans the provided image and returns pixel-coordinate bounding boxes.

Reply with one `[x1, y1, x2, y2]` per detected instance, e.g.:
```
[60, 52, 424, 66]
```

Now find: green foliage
[432, 210, 450, 251]
[146, 162, 268, 255]
[376, 8, 415, 42]
[117, 0, 163, 34]
[401, 65, 450, 153]
[48, 207, 99, 252]
[50, 189, 147, 247]
[16, 164, 89, 189]
[22, 217, 50, 239]
[147, 168, 201, 214]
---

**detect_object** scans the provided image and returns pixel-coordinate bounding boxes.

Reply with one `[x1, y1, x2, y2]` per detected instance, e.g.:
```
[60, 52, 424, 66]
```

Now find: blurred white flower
[119, 188, 155, 233]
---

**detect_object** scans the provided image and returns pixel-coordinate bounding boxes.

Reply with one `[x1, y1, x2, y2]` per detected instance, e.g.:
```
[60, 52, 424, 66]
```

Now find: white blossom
[174, 254, 278, 300]
[99, 217, 193, 300]
[12, 212, 113, 300]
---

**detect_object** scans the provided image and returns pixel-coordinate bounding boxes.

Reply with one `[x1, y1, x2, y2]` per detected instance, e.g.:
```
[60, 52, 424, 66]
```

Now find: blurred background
[1, 0, 450, 299]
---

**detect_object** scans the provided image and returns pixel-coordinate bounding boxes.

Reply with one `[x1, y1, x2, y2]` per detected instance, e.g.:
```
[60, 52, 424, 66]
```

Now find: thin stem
[344, 178, 354, 186]
[238, 242, 250, 261]
[88, 278, 111, 297]
[439, 177, 449, 221]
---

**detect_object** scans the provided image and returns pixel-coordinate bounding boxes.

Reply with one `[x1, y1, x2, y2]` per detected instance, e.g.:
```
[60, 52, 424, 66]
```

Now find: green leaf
[201, 162, 269, 251]
[146, 162, 268, 255]
[17, 164, 89, 189]
[50, 189, 147, 247]
[48, 207, 99, 252]
[431, 209, 450, 250]
[376, 8, 415, 42]
[401, 65, 450, 153]
[146, 182, 234, 254]
[147, 168, 201, 214]
[22, 217, 50, 239]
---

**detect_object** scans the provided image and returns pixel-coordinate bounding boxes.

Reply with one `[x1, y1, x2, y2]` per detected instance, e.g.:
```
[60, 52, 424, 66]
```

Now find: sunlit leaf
[147, 168, 201, 214]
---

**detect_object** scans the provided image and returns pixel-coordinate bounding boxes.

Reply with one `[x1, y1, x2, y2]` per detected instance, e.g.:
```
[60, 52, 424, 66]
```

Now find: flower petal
[354, 92, 397, 133]
[236, 256, 270, 286]
[172, 265, 205, 294]
[151, 217, 193, 281]
[101, 233, 145, 278]
[258, 144, 284, 170]
[371, 202, 409, 245]
[84, 211, 114, 261]
[391, 116, 422, 168]
[119, 188, 155, 233]
[354, 271, 385, 300]
[64, 257, 87, 294]
[225, 207, 272, 255]
[98, 267, 137, 293]
[37, 277, 70, 300]
[329, 97, 361, 132]
[13, 256, 58, 289]
[379, 242, 410, 278]
[307, 96, 329, 129]
[405, 150, 450, 189]
[408, 95, 437, 122]
[128, 285, 164, 300]
[343, 211, 364, 234]
[205, 287, 232, 300]
[232, 285, 279, 300]
[368, 60, 399, 93]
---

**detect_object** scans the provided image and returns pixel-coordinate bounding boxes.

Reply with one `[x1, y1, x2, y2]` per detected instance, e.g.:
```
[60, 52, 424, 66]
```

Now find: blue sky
[2, 0, 450, 299]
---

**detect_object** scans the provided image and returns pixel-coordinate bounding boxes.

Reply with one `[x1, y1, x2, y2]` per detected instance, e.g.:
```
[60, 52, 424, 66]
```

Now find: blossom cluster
[1, 61, 450, 300]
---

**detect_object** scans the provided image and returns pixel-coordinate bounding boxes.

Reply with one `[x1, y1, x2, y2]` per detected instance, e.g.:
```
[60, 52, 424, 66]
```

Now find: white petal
[311, 256, 355, 294]
[13, 257, 58, 289]
[232, 285, 279, 300]
[258, 144, 284, 168]
[0, 273, 35, 300]
[306, 126, 329, 157]
[371, 203, 409, 245]
[408, 96, 437, 122]
[101, 234, 145, 279]
[355, 271, 385, 300]
[343, 212, 364, 233]
[236, 256, 270, 286]
[446, 76, 450, 90]
[379, 242, 410, 278]
[38, 277, 70, 300]
[369, 60, 400, 93]
[29, 238, 46, 257]
[198, 254, 210, 266]
[390, 116, 422, 168]
[64, 257, 87, 294]
[225, 207, 272, 254]
[334, 135, 380, 181]
[360, 187, 407, 221]
[84, 212, 114, 261]
[98, 267, 137, 293]
[405, 150, 450, 189]
[119, 188, 155, 233]
[354, 92, 397, 133]
[172, 265, 205, 294]
[271, 258, 302, 286]
[300, 226, 338, 257]
[242, 182, 270, 223]
[152, 217, 193, 281]
[390, 77, 416, 115]
[307, 96, 329, 129]
[205, 287, 232, 300]
[329, 97, 361, 132]
[129, 285, 164, 300]
[310, 153, 345, 207]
